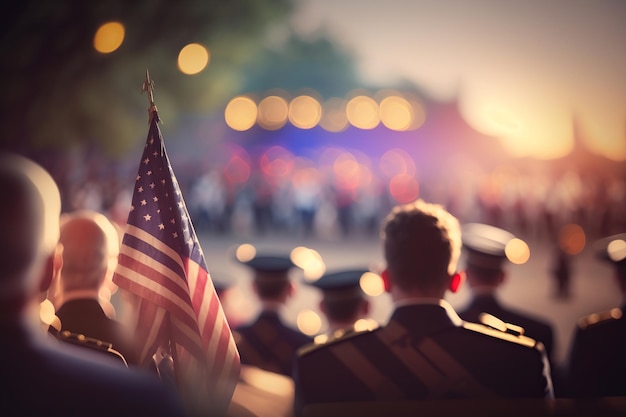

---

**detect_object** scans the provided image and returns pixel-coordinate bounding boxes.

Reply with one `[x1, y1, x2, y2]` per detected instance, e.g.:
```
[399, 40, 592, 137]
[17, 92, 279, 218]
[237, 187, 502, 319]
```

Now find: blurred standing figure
[234, 253, 313, 377]
[551, 244, 572, 300]
[566, 233, 626, 398]
[304, 269, 373, 344]
[214, 271, 296, 417]
[293, 200, 553, 415]
[0, 152, 185, 416]
[53, 209, 140, 366]
[457, 223, 556, 365]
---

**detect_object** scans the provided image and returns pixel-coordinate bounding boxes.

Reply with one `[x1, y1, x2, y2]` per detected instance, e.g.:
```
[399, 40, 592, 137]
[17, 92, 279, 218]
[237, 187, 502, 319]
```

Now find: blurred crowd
[39, 149, 626, 245]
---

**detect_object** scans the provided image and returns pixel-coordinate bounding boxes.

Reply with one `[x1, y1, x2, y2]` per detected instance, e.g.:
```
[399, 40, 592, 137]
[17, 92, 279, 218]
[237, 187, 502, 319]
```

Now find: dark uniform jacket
[235, 309, 313, 376]
[293, 301, 553, 415]
[458, 293, 555, 361]
[567, 303, 626, 397]
[55, 298, 140, 365]
[2, 320, 185, 416]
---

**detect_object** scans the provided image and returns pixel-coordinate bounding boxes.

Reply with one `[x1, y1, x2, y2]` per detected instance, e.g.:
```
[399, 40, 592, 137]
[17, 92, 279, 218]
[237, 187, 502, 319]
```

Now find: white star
[141, 200, 147, 206]
[158, 224, 165, 230]
[149, 182, 156, 189]
[144, 214, 152, 221]
[172, 232, 178, 238]
[143, 158, 150, 165]
[153, 196, 159, 202]
[147, 170, 152, 176]
[138, 186, 144, 193]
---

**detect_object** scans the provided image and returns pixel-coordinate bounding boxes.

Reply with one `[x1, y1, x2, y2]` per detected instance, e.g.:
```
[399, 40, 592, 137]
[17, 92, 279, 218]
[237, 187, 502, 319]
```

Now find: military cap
[593, 233, 626, 266]
[308, 269, 368, 301]
[240, 254, 299, 283]
[461, 223, 516, 270]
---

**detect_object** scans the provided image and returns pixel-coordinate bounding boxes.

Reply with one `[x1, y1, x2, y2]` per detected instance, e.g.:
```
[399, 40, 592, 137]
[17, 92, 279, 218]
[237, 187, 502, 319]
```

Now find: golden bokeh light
[235, 243, 256, 263]
[558, 223, 586, 255]
[225, 96, 258, 131]
[607, 239, 626, 262]
[258, 95, 289, 130]
[354, 318, 379, 332]
[297, 309, 323, 336]
[93, 21, 125, 54]
[39, 299, 57, 326]
[291, 246, 326, 281]
[360, 272, 385, 296]
[379, 95, 413, 131]
[320, 97, 349, 132]
[289, 95, 322, 129]
[346, 95, 379, 130]
[177, 43, 210, 75]
[505, 238, 531, 264]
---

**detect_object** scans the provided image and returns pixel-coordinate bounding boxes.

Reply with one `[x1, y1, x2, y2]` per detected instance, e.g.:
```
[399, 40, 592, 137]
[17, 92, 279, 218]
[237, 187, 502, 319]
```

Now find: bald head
[0, 153, 61, 298]
[59, 211, 118, 293]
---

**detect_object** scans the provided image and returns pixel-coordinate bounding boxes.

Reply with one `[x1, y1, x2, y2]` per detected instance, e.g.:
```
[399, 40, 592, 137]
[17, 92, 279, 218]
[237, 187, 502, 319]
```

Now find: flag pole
[141, 69, 159, 124]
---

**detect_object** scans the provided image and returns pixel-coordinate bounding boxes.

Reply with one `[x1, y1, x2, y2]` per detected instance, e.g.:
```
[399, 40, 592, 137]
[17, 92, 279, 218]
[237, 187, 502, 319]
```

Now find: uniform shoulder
[297, 324, 379, 357]
[462, 316, 539, 349]
[577, 308, 623, 330]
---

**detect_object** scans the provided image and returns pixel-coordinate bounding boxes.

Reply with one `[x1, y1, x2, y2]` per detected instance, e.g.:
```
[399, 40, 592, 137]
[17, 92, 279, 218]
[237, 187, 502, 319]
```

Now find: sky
[290, 0, 626, 161]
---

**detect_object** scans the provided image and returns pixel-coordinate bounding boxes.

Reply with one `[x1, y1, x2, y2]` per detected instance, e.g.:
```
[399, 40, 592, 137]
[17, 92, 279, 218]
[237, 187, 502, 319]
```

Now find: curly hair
[381, 199, 461, 292]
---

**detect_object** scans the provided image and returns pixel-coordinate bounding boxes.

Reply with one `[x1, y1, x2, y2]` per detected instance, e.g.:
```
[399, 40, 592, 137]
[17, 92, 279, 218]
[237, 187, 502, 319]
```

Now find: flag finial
[142, 69, 158, 123]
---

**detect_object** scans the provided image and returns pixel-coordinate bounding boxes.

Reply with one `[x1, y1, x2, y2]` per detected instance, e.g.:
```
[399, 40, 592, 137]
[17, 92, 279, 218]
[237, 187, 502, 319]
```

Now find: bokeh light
[259, 146, 295, 178]
[177, 43, 210, 75]
[354, 318, 379, 331]
[40, 299, 59, 330]
[360, 272, 385, 296]
[607, 238, 626, 262]
[291, 246, 326, 280]
[223, 152, 251, 184]
[558, 223, 586, 255]
[389, 174, 420, 203]
[320, 97, 349, 132]
[289, 95, 322, 129]
[297, 309, 322, 336]
[505, 238, 531, 264]
[346, 95, 379, 130]
[235, 243, 256, 262]
[93, 21, 125, 54]
[379, 148, 416, 178]
[379, 95, 413, 131]
[258, 95, 289, 130]
[225, 96, 258, 131]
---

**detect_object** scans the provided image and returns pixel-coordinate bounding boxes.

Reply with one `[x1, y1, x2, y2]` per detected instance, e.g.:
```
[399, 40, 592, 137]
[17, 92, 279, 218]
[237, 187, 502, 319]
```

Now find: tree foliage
[0, 0, 295, 156]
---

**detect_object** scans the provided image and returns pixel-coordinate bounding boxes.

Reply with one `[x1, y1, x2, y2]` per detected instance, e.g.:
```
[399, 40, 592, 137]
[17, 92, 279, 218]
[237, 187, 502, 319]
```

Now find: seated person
[0, 152, 185, 416]
[293, 199, 553, 416]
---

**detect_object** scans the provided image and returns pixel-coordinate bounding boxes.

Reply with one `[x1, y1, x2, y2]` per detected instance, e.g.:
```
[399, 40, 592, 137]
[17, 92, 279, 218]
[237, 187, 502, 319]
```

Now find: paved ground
[198, 229, 621, 369]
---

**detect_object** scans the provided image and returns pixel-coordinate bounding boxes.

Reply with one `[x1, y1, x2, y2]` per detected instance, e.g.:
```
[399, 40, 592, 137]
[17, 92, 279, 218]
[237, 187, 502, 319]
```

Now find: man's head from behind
[381, 199, 461, 296]
[58, 210, 119, 293]
[0, 153, 61, 301]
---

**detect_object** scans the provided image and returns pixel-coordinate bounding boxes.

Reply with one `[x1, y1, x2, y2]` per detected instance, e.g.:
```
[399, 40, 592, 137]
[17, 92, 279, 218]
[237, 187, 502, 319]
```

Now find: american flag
[113, 111, 240, 414]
